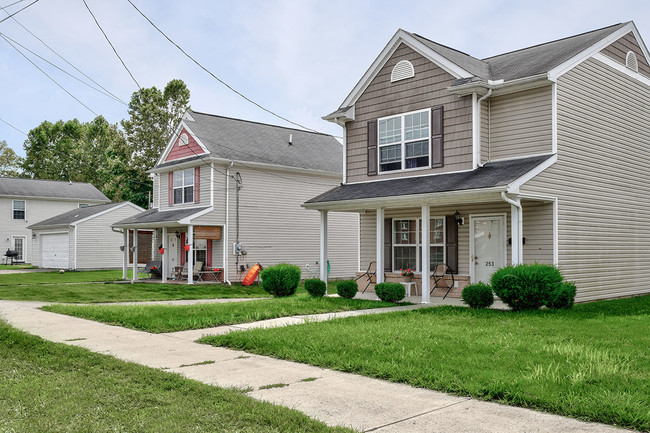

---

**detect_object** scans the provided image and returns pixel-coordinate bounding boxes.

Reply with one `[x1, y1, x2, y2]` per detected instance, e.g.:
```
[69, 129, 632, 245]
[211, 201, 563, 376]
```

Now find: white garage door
[41, 233, 69, 269]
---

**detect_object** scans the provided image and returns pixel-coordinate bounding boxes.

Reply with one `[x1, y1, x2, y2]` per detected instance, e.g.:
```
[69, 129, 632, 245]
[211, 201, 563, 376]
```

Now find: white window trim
[391, 216, 445, 273]
[173, 168, 195, 205]
[12, 200, 25, 220]
[11, 235, 26, 262]
[378, 108, 431, 174]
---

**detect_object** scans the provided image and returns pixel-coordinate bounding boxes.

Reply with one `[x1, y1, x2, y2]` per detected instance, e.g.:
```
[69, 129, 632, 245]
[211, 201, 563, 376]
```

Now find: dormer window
[378, 109, 430, 172]
[626, 51, 639, 72]
[173, 169, 194, 204]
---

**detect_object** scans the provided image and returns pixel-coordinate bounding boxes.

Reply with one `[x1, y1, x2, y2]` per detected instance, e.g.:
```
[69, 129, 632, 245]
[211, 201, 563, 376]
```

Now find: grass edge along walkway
[201, 296, 650, 432]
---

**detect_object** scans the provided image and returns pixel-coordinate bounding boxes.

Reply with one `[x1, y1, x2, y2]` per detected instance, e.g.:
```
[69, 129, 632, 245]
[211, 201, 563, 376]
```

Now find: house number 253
[485, 261, 495, 267]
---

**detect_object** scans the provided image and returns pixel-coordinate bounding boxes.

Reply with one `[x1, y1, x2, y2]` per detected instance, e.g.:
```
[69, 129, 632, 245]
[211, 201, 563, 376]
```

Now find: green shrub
[374, 282, 405, 303]
[546, 281, 577, 309]
[461, 282, 494, 309]
[304, 278, 327, 297]
[336, 280, 358, 299]
[491, 264, 563, 311]
[260, 264, 301, 297]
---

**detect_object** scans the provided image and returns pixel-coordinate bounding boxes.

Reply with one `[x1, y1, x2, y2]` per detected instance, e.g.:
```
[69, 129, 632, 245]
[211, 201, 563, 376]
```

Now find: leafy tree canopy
[0, 140, 23, 177]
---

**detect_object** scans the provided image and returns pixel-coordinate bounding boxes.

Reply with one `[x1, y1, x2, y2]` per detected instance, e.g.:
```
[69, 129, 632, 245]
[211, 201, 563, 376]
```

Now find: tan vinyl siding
[224, 164, 358, 281]
[347, 43, 473, 183]
[600, 32, 650, 79]
[486, 86, 553, 161]
[520, 57, 650, 301]
[522, 201, 554, 265]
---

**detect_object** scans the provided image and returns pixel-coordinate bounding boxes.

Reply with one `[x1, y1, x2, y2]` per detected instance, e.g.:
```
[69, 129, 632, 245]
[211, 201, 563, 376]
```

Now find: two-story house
[0, 177, 110, 264]
[113, 110, 358, 284]
[304, 21, 650, 302]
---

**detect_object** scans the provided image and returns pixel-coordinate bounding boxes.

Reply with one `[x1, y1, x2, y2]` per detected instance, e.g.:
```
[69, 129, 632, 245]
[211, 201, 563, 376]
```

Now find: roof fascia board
[591, 52, 650, 88]
[506, 154, 557, 193]
[339, 29, 473, 109]
[70, 202, 145, 226]
[0, 194, 109, 202]
[548, 22, 635, 81]
[630, 22, 650, 68]
[448, 74, 550, 97]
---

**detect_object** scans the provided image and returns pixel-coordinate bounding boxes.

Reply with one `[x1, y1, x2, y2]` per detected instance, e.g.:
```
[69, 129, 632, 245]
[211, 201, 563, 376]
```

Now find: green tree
[0, 140, 23, 177]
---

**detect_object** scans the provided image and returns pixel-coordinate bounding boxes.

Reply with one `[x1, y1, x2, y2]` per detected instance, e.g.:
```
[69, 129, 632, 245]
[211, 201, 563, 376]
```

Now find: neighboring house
[113, 110, 358, 284]
[304, 21, 650, 302]
[0, 177, 110, 264]
[28, 202, 144, 270]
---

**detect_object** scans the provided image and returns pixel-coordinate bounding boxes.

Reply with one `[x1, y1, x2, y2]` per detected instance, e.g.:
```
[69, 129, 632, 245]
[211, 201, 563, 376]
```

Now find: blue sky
[1, 0, 649, 158]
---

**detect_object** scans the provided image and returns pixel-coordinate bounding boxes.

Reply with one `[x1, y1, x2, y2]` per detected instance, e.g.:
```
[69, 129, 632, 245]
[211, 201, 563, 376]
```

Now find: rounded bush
[305, 278, 327, 297]
[461, 282, 494, 309]
[260, 263, 301, 297]
[374, 282, 405, 303]
[491, 264, 563, 311]
[336, 280, 358, 299]
[546, 281, 577, 309]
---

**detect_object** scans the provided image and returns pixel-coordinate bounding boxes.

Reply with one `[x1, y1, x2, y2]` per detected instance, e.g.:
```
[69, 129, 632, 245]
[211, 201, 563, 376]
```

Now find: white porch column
[187, 225, 194, 285]
[376, 207, 384, 284]
[510, 203, 523, 265]
[122, 230, 128, 280]
[319, 210, 328, 290]
[421, 205, 431, 303]
[131, 229, 138, 282]
[161, 227, 168, 283]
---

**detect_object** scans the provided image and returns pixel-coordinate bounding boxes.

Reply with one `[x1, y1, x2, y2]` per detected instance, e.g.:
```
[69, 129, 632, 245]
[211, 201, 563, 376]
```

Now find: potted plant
[400, 268, 414, 282]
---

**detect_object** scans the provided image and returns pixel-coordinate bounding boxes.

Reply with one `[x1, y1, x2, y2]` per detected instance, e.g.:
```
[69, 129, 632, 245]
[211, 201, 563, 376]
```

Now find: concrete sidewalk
[0, 300, 631, 433]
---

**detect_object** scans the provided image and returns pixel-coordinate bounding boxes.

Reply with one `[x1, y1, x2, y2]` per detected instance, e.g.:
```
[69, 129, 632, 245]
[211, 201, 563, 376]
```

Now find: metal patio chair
[430, 263, 455, 299]
[355, 261, 377, 293]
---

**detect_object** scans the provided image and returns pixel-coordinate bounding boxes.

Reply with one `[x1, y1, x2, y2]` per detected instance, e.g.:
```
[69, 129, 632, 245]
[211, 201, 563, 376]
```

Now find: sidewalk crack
[364, 398, 471, 432]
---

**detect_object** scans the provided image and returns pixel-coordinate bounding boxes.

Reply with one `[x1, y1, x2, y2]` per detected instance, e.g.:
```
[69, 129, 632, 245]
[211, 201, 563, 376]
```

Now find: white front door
[167, 234, 178, 277]
[471, 215, 506, 283]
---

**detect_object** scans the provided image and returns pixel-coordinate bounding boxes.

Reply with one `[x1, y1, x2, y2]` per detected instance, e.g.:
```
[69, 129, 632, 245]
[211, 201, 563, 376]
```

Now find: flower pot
[402, 275, 413, 282]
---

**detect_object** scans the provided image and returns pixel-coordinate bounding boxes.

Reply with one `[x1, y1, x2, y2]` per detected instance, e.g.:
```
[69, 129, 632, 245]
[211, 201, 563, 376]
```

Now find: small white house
[29, 202, 144, 270]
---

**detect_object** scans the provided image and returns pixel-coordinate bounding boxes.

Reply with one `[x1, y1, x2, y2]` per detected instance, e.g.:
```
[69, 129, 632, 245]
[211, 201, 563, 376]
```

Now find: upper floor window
[12, 200, 25, 220]
[173, 169, 194, 204]
[378, 109, 430, 172]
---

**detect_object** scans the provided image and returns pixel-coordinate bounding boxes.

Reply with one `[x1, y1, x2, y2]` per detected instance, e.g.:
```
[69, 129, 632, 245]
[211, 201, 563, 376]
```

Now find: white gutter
[476, 89, 492, 167]
[223, 162, 232, 285]
[501, 191, 523, 264]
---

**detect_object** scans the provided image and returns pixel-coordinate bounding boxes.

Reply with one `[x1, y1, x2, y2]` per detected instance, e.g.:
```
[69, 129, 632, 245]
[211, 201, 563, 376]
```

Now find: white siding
[521, 57, 650, 301]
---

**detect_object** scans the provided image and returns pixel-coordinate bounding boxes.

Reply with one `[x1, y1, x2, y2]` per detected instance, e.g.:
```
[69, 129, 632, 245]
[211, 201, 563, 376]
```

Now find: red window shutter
[431, 106, 444, 168]
[180, 232, 186, 266]
[194, 166, 200, 203]
[367, 120, 378, 176]
[168, 172, 173, 206]
[206, 239, 212, 267]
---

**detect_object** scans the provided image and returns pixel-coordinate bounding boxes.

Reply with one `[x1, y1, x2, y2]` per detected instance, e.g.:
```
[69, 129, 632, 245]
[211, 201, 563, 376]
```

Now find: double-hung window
[173, 169, 194, 204]
[393, 217, 445, 272]
[378, 109, 430, 172]
[12, 200, 25, 220]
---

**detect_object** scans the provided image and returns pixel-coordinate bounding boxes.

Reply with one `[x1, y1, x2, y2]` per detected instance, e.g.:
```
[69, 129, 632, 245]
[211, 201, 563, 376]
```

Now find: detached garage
[28, 202, 144, 270]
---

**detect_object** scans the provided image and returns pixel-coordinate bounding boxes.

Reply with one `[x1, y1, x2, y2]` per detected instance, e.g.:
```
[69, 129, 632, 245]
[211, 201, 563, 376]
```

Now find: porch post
[510, 203, 523, 265]
[319, 210, 328, 290]
[122, 229, 128, 280]
[376, 207, 384, 284]
[161, 227, 168, 283]
[131, 229, 138, 282]
[187, 225, 194, 285]
[421, 205, 431, 303]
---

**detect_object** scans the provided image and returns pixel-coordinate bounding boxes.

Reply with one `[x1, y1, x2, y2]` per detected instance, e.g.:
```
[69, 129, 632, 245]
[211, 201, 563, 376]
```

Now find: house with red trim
[304, 21, 650, 302]
[113, 110, 358, 284]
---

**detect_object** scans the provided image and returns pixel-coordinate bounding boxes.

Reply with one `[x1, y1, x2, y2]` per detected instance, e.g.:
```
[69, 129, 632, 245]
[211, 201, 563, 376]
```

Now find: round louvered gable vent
[626, 51, 638, 72]
[391, 60, 415, 82]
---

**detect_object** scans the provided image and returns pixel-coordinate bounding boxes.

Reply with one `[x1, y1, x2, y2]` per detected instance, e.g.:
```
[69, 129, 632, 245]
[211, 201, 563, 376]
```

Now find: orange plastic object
[242, 263, 261, 286]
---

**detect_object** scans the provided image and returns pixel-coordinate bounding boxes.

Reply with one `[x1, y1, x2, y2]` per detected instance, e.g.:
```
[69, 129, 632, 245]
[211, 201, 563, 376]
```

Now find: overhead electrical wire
[0, 116, 27, 135]
[0, 0, 38, 25]
[0, 6, 128, 105]
[0, 0, 27, 9]
[0, 34, 98, 116]
[126, 0, 340, 138]
[82, 0, 140, 89]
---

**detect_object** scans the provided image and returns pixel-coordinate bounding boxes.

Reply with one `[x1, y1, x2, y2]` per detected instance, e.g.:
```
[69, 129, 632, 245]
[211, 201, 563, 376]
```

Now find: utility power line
[0, 116, 27, 135]
[0, 0, 38, 25]
[82, 0, 140, 89]
[0, 0, 27, 9]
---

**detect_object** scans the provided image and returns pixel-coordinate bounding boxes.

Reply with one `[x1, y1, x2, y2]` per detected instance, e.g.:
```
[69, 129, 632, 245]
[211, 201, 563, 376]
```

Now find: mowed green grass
[0, 264, 38, 270]
[42, 295, 399, 333]
[202, 296, 650, 431]
[0, 269, 130, 285]
[0, 321, 352, 433]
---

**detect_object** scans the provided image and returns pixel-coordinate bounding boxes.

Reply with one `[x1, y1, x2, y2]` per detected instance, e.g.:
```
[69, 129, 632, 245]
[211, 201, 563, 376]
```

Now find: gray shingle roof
[305, 155, 552, 204]
[0, 177, 109, 201]
[28, 202, 127, 228]
[113, 207, 210, 226]
[409, 32, 491, 78]
[156, 111, 343, 174]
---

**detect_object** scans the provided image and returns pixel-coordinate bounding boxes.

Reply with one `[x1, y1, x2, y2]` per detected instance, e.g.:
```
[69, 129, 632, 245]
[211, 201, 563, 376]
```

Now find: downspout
[223, 162, 233, 285]
[501, 191, 523, 264]
[476, 89, 493, 167]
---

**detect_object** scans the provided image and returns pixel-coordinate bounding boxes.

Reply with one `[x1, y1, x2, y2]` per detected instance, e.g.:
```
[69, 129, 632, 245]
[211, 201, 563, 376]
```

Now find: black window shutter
[367, 120, 378, 176]
[445, 215, 458, 273]
[384, 218, 392, 272]
[431, 106, 444, 168]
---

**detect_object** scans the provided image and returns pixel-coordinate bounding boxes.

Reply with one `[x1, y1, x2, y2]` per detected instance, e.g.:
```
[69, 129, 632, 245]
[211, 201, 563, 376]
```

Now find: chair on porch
[355, 261, 377, 293]
[140, 260, 162, 279]
[178, 261, 203, 281]
[430, 263, 455, 299]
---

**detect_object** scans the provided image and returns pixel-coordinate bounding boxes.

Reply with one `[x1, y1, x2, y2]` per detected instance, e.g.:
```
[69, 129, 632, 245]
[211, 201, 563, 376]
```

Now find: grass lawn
[0, 321, 351, 432]
[42, 295, 399, 332]
[201, 296, 650, 431]
[0, 264, 38, 270]
[0, 269, 131, 285]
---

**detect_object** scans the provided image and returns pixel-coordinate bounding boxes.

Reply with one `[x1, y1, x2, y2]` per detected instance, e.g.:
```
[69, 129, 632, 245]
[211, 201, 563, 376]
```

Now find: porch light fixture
[454, 210, 463, 225]
[175, 231, 181, 239]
